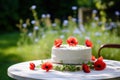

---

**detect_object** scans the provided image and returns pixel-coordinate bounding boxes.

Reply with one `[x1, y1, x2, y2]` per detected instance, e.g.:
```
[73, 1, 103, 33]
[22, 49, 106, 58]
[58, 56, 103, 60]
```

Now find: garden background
[0, 0, 120, 80]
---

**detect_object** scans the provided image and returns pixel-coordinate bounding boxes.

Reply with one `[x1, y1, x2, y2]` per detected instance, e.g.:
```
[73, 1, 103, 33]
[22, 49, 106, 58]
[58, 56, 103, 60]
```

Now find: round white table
[8, 59, 120, 80]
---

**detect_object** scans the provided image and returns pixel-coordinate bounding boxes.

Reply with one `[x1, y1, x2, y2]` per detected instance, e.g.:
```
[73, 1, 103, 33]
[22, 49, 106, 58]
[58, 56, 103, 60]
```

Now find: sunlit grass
[1, 27, 120, 62]
[15, 27, 120, 61]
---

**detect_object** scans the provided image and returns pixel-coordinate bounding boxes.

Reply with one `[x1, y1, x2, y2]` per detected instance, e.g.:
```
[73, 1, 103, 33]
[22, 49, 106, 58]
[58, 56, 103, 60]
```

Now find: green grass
[86, 26, 120, 60]
[0, 32, 20, 80]
[0, 26, 120, 80]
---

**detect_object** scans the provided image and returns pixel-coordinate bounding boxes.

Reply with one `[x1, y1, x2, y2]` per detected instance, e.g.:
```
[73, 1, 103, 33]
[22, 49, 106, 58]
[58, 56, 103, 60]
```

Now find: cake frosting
[51, 44, 92, 64]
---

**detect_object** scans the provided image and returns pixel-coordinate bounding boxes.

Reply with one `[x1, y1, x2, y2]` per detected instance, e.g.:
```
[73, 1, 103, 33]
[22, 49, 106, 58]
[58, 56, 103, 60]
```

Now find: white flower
[52, 23, 57, 27]
[73, 28, 81, 34]
[31, 5, 36, 10]
[79, 24, 85, 32]
[28, 32, 32, 37]
[63, 20, 68, 26]
[31, 20, 36, 24]
[34, 26, 39, 30]
[60, 35, 65, 39]
[110, 22, 116, 28]
[91, 22, 96, 27]
[35, 38, 39, 42]
[46, 14, 51, 18]
[22, 23, 27, 28]
[97, 40, 101, 44]
[85, 36, 90, 40]
[94, 16, 99, 21]
[92, 10, 97, 14]
[72, 18, 77, 22]
[115, 11, 120, 16]
[95, 32, 102, 36]
[41, 14, 46, 18]
[72, 6, 77, 10]
[62, 29, 69, 33]
[42, 34, 46, 38]
[78, 18, 82, 23]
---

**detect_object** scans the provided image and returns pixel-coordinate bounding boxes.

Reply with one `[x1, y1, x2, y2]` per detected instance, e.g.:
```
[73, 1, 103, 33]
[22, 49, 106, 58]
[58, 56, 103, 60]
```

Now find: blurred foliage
[93, 0, 120, 20]
[77, 0, 94, 7]
[0, 0, 120, 33]
[0, 0, 19, 32]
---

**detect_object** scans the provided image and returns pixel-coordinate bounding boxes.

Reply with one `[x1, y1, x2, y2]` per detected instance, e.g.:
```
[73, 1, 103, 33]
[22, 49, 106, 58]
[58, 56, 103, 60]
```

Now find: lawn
[0, 32, 20, 80]
[0, 25, 120, 80]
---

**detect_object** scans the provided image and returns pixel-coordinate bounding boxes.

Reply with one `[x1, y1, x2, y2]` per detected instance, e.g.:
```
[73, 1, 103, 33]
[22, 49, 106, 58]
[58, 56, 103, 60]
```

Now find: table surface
[8, 59, 120, 80]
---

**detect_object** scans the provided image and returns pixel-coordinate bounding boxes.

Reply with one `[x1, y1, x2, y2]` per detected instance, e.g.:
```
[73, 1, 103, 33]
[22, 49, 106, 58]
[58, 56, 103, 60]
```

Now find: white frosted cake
[51, 44, 92, 64]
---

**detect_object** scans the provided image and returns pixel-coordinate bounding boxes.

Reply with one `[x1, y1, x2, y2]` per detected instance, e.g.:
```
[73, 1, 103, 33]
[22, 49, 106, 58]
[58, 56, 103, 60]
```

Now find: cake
[51, 45, 91, 64]
[28, 37, 107, 72]
[51, 37, 92, 64]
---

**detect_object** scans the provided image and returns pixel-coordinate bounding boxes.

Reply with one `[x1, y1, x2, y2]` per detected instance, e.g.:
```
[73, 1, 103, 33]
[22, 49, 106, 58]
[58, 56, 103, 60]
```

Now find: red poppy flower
[94, 57, 106, 70]
[54, 38, 62, 48]
[67, 37, 78, 46]
[91, 55, 96, 61]
[41, 62, 53, 72]
[29, 62, 35, 70]
[98, 56, 103, 61]
[85, 39, 93, 47]
[82, 64, 91, 73]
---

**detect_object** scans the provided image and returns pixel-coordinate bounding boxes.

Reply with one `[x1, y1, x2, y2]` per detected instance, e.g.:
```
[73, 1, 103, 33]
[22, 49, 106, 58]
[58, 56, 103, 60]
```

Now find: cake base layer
[51, 45, 92, 64]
